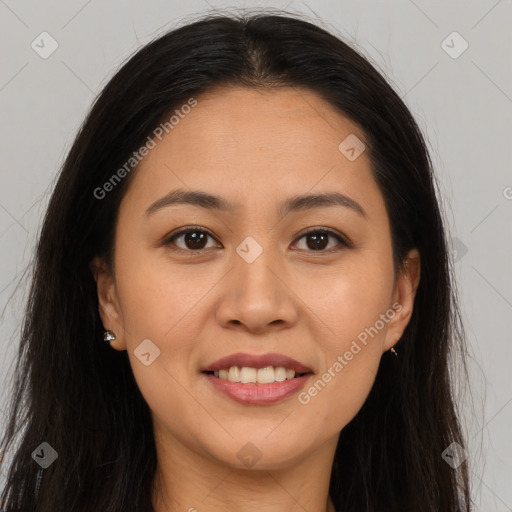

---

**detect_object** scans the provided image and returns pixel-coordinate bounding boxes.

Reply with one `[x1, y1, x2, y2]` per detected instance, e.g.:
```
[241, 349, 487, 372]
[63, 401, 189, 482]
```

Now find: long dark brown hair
[0, 10, 472, 511]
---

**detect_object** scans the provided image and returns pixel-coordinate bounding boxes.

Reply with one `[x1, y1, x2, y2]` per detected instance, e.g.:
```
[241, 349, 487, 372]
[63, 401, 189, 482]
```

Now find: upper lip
[202, 352, 313, 374]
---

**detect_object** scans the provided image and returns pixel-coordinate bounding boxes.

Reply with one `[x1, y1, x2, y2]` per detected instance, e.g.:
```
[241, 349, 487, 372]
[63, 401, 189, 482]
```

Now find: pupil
[307, 232, 328, 250]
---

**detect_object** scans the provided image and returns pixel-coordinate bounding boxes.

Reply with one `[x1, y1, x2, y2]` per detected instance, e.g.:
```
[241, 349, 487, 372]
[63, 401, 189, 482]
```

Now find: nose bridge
[215, 233, 298, 331]
[233, 233, 281, 301]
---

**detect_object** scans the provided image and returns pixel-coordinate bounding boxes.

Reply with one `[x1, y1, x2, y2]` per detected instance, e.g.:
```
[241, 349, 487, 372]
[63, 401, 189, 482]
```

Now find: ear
[90, 256, 126, 351]
[383, 248, 421, 352]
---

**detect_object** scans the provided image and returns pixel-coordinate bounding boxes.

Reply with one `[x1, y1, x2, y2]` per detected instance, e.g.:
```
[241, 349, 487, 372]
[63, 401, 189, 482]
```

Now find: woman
[0, 11, 472, 511]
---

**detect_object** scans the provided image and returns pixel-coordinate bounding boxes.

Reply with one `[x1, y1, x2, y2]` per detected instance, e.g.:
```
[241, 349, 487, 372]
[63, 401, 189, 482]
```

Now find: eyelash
[163, 225, 351, 254]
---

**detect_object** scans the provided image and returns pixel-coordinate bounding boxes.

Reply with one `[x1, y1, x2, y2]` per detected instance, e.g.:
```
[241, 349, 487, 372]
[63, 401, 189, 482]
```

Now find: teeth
[274, 367, 287, 382]
[240, 367, 257, 383]
[213, 365, 300, 384]
[256, 366, 274, 384]
[228, 366, 241, 382]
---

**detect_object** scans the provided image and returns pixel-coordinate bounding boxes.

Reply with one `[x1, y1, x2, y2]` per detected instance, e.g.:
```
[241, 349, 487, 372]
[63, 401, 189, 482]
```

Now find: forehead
[178, 85, 366, 152]
[119, 85, 381, 216]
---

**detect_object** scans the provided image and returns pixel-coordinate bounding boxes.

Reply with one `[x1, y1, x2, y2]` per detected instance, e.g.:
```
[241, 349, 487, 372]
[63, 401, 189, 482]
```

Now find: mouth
[201, 353, 314, 405]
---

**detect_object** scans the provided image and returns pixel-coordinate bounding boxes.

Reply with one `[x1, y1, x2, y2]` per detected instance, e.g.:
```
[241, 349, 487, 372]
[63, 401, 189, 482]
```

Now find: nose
[215, 246, 299, 334]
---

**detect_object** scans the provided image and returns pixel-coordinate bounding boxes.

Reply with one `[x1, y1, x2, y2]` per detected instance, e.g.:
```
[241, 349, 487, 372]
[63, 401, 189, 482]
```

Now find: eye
[164, 227, 220, 251]
[292, 227, 349, 252]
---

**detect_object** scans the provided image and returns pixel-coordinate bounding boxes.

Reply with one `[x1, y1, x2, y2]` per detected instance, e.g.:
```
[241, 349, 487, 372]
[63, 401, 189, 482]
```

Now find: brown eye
[294, 229, 349, 252]
[166, 229, 219, 251]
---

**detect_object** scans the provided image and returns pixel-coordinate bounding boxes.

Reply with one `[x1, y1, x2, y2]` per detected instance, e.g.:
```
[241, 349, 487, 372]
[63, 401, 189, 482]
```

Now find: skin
[92, 85, 420, 512]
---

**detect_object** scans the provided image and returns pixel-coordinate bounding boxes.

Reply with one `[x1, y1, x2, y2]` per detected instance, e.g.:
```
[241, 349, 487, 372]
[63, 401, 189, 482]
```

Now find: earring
[390, 347, 398, 356]
[104, 330, 116, 343]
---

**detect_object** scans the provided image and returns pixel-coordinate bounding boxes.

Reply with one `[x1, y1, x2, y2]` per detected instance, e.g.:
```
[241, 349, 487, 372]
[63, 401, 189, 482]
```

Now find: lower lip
[203, 372, 312, 405]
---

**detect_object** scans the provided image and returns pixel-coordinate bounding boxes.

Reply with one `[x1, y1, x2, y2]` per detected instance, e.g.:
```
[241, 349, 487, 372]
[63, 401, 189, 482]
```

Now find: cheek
[113, 244, 225, 386]
[297, 357, 378, 442]
[336, 278, 393, 351]
[114, 241, 206, 340]
[113, 252, 206, 421]
[297, 275, 393, 426]
[295, 257, 395, 349]
[295, 260, 395, 429]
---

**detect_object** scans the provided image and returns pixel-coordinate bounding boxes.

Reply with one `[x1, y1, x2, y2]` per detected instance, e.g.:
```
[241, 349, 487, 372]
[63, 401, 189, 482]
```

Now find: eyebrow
[144, 188, 366, 218]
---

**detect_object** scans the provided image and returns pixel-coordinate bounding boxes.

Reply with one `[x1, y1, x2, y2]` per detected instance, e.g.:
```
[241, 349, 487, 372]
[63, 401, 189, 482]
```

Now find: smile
[201, 352, 314, 404]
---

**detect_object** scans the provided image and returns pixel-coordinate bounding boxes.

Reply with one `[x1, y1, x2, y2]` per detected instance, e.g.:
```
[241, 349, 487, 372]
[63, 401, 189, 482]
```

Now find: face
[93, 86, 420, 471]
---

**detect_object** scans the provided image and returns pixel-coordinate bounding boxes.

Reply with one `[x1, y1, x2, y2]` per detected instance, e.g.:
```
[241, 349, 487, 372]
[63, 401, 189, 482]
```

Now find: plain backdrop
[0, 1, 511, 510]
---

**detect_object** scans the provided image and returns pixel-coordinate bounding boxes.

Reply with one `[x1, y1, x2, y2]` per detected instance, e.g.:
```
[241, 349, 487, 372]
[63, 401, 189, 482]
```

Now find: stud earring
[104, 330, 116, 343]
[390, 347, 398, 356]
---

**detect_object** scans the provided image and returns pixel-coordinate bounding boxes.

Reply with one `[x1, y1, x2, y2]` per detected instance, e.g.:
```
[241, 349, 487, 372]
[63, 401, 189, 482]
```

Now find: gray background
[0, 1, 511, 510]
